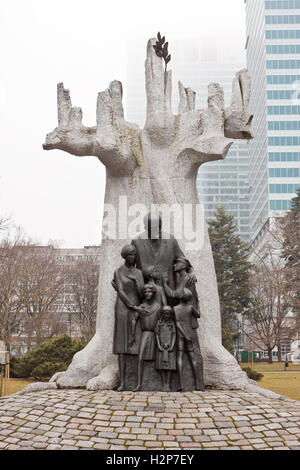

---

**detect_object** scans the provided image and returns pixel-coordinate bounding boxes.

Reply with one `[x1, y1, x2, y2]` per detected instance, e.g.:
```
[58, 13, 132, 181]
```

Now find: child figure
[162, 257, 199, 328]
[143, 265, 167, 307]
[173, 288, 205, 391]
[131, 283, 162, 391]
[155, 306, 176, 391]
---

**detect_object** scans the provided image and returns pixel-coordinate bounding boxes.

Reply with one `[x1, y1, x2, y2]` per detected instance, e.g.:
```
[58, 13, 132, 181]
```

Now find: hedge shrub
[10, 334, 86, 380]
[242, 366, 264, 382]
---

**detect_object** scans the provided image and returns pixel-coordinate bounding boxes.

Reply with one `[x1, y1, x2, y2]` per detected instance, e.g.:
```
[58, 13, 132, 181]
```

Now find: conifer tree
[208, 206, 252, 354]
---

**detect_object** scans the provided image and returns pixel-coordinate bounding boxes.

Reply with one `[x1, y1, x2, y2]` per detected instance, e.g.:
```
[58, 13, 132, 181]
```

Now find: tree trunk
[267, 346, 273, 363]
[277, 342, 282, 362]
[277, 327, 282, 362]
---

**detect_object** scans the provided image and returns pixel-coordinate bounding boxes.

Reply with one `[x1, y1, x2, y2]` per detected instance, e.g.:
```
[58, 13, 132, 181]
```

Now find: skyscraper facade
[245, 0, 300, 242]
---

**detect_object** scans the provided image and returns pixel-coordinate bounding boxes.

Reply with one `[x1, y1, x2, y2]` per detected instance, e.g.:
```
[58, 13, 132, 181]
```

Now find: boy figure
[143, 265, 167, 307]
[162, 257, 199, 327]
[173, 288, 205, 391]
[131, 283, 162, 391]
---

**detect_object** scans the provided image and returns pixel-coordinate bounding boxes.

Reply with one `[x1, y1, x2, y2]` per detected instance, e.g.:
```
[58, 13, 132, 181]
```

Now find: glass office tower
[245, 0, 300, 242]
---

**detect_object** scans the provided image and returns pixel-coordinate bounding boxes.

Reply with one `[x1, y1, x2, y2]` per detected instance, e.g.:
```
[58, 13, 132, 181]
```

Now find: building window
[267, 105, 300, 115]
[267, 60, 300, 69]
[265, 15, 300, 25]
[270, 199, 292, 210]
[269, 183, 299, 193]
[266, 44, 300, 54]
[268, 136, 300, 145]
[267, 90, 298, 100]
[269, 151, 300, 161]
[265, 0, 300, 8]
[266, 29, 300, 39]
[268, 121, 300, 130]
[269, 167, 300, 177]
[267, 75, 300, 85]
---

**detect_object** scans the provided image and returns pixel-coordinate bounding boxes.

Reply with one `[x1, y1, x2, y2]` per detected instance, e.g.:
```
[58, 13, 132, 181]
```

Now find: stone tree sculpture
[43, 38, 253, 390]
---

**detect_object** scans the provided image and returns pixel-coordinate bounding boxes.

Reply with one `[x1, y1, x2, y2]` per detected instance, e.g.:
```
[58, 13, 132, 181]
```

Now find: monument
[111, 213, 205, 391]
[43, 33, 253, 391]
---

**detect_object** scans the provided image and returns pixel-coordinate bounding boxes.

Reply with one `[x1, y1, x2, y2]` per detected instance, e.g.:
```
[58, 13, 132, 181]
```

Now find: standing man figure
[131, 213, 196, 292]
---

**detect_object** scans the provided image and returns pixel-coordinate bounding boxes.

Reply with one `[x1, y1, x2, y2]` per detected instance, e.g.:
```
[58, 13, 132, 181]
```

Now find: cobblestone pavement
[1, 390, 300, 450]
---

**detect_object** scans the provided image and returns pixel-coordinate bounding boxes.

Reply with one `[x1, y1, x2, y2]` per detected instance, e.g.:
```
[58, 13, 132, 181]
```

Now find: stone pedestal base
[123, 351, 202, 392]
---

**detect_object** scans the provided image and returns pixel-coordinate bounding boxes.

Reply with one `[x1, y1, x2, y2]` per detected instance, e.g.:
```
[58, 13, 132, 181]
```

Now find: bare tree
[0, 215, 10, 233]
[0, 232, 28, 347]
[245, 242, 294, 363]
[67, 253, 100, 342]
[281, 192, 300, 325]
[17, 244, 70, 349]
[256, 216, 300, 353]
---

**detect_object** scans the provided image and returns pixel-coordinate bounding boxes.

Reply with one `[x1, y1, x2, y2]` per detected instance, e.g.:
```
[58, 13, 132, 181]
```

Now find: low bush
[242, 366, 264, 382]
[10, 334, 86, 380]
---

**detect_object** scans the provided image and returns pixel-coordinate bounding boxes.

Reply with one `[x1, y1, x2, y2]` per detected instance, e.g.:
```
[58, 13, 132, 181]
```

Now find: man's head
[143, 212, 162, 239]
[143, 283, 157, 301]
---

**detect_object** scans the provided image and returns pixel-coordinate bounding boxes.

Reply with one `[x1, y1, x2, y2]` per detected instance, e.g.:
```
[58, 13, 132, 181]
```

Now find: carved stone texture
[43, 38, 253, 391]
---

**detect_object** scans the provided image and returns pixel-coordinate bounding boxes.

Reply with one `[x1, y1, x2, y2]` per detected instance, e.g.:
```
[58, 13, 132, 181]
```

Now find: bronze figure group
[112, 214, 205, 392]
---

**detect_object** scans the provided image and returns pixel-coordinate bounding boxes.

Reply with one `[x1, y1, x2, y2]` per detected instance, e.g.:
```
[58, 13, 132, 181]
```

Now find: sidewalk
[0, 389, 300, 450]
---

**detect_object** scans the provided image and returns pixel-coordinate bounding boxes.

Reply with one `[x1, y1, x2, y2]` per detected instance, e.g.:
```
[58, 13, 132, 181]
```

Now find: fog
[0, 0, 246, 247]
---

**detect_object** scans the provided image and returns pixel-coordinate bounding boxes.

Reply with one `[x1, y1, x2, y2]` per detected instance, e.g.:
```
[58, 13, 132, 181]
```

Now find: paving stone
[77, 440, 94, 448]
[60, 445, 78, 450]
[61, 439, 76, 445]
[18, 440, 34, 447]
[1, 389, 300, 450]
[32, 442, 48, 449]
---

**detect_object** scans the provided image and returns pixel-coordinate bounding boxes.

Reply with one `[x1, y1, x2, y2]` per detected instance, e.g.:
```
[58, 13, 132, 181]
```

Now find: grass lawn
[0, 378, 34, 397]
[241, 363, 300, 401]
[241, 362, 300, 372]
[259, 372, 300, 402]
[1, 369, 300, 403]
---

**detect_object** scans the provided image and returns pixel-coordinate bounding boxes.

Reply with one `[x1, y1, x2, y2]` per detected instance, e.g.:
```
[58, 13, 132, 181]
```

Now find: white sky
[0, 0, 247, 247]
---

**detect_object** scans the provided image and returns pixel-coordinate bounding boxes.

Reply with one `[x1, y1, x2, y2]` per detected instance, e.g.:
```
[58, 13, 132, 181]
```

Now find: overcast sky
[0, 0, 247, 247]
